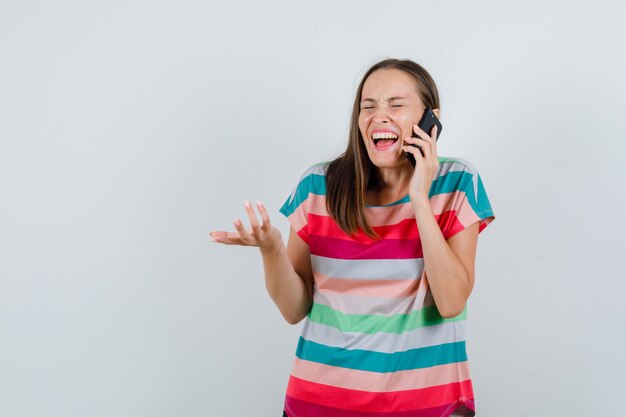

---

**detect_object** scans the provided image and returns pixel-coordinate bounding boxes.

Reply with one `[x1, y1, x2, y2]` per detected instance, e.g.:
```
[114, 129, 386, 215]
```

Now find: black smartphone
[406, 107, 442, 166]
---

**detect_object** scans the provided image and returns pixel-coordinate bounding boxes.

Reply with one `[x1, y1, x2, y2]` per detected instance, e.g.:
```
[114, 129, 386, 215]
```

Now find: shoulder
[436, 156, 481, 178]
[282, 161, 331, 211]
[431, 156, 484, 198]
[294, 161, 331, 194]
[298, 161, 331, 180]
[434, 156, 494, 218]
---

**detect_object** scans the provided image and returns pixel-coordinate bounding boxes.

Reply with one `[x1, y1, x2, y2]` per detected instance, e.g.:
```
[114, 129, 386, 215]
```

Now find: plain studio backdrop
[1, 0, 625, 416]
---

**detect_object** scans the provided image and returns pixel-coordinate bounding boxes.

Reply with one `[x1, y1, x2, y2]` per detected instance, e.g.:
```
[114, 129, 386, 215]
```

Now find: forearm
[210, 201, 312, 324]
[260, 243, 312, 324]
[411, 196, 471, 318]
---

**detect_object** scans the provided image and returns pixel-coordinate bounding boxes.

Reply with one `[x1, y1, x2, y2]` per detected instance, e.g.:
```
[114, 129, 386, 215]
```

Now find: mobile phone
[406, 107, 442, 166]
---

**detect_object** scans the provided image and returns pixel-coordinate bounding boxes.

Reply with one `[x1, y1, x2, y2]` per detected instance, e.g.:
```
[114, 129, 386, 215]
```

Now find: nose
[373, 107, 391, 123]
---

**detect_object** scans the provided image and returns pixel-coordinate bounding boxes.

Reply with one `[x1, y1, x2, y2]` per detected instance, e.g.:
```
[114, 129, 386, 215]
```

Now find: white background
[1, 1, 625, 416]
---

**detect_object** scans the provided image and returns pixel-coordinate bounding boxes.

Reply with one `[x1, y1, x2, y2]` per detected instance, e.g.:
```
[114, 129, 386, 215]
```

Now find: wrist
[260, 239, 286, 257]
[409, 191, 430, 206]
[409, 193, 433, 216]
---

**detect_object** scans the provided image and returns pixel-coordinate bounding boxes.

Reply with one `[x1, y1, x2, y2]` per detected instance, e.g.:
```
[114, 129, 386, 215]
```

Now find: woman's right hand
[209, 200, 283, 254]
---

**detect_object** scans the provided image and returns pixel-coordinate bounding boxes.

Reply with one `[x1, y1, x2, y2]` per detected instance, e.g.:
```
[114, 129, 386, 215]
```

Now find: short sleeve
[430, 157, 495, 240]
[279, 163, 328, 245]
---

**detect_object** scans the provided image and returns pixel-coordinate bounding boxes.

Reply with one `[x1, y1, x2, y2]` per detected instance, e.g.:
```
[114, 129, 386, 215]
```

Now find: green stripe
[309, 303, 466, 334]
[296, 337, 467, 373]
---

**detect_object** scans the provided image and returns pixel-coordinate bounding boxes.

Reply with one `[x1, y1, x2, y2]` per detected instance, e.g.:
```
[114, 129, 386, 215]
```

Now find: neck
[366, 164, 414, 205]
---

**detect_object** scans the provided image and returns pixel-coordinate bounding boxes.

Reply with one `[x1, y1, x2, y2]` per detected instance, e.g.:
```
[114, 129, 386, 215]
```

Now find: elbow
[282, 306, 310, 325]
[438, 303, 466, 319]
[283, 313, 306, 325]
[279, 293, 313, 325]
[283, 294, 313, 325]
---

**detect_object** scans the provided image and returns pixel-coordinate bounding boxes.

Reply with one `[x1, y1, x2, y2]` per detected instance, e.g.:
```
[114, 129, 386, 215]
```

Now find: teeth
[372, 132, 398, 140]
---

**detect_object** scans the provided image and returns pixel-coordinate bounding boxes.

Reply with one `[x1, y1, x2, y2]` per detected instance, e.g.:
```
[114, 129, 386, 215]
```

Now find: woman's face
[358, 68, 426, 169]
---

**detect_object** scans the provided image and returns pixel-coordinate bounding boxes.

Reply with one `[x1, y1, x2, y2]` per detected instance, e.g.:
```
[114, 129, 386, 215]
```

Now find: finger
[215, 235, 243, 245]
[422, 141, 433, 161]
[256, 201, 272, 231]
[233, 218, 254, 245]
[403, 145, 424, 162]
[413, 125, 436, 146]
[209, 231, 222, 243]
[244, 200, 261, 235]
[210, 231, 228, 238]
[403, 136, 421, 145]
[209, 230, 242, 245]
[412, 126, 437, 160]
[425, 126, 438, 159]
[430, 125, 438, 141]
[412, 124, 431, 141]
[416, 138, 434, 159]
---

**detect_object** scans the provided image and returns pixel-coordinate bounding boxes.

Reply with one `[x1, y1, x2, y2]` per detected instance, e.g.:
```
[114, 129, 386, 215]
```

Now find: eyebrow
[360, 96, 407, 103]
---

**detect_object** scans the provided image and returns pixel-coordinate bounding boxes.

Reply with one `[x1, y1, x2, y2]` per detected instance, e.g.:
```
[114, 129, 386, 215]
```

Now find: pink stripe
[314, 272, 421, 298]
[285, 395, 467, 417]
[309, 234, 423, 259]
[313, 288, 435, 316]
[431, 192, 492, 239]
[438, 211, 466, 240]
[288, 191, 490, 247]
[285, 204, 308, 237]
[452, 197, 481, 228]
[309, 210, 467, 243]
[308, 194, 416, 227]
[291, 358, 471, 393]
[308, 192, 474, 224]
[429, 192, 458, 215]
[287, 375, 474, 412]
[306, 193, 329, 216]
[479, 218, 493, 232]
[309, 214, 419, 242]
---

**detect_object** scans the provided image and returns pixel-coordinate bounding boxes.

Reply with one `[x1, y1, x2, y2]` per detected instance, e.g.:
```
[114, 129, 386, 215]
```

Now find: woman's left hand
[402, 124, 440, 200]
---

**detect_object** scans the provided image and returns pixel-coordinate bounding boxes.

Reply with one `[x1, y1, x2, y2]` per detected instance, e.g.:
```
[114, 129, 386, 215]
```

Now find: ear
[433, 108, 441, 119]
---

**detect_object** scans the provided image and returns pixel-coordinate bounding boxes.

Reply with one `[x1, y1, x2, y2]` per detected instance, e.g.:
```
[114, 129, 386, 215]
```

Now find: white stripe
[311, 255, 424, 280]
[301, 319, 466, 353]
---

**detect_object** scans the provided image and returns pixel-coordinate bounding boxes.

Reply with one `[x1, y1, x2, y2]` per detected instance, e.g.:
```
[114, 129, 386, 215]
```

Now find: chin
[368, 153, 406, 169]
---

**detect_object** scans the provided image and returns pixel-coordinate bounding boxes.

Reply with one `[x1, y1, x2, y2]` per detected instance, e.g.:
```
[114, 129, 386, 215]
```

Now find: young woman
[210, 58, 495, 417]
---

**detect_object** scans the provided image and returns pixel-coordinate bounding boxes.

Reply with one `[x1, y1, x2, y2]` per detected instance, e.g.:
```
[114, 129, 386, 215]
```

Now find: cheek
[359, 128, 368, 144]
[399, 112, 419, 134]
[396, 110, 414, 122]
[358, 116, 369, 137]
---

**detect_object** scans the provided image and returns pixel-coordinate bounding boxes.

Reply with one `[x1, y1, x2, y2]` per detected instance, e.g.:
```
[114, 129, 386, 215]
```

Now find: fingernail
[256, 200, 263, 207]
[244, 200, 251, 208]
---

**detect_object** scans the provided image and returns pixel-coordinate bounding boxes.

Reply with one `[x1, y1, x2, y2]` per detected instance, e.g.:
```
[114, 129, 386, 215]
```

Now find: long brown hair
[325, 58, 440, 239]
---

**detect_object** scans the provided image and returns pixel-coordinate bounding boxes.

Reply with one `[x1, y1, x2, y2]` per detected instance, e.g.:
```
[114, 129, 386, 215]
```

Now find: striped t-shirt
[279, 157, 495, 417]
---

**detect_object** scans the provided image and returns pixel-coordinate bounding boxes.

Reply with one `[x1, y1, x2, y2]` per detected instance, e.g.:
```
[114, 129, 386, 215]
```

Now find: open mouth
[372, 132, 399, 150]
